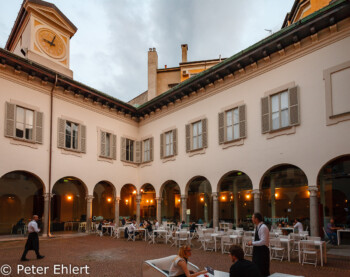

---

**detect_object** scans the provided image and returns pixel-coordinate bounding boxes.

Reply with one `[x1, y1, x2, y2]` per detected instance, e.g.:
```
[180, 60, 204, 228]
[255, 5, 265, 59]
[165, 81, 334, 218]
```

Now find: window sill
[122, 161, 138, 168]
[60, 148, 83, 157]
[327, 111, 350, 125]
[188, 147, 206, 157]
[140, 161, 153, 168]
[10, 137, 38, 149]
[222, 138, 244, 149]
[98, 156, 114, 163]
[162, 155, 176, 163]
[266, 126, 296, 139]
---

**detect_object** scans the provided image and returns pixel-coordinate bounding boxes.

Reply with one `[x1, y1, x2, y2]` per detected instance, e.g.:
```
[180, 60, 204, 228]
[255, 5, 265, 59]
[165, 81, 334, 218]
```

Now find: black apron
[25, 232, 39, 251]
[252, 224, 270, 277]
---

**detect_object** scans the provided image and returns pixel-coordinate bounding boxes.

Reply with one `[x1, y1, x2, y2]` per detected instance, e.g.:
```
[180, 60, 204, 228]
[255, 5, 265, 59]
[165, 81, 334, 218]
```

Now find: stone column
[86, 195, 94, 232]
[156, 197, 162, 223]
[252, 189, 262, 214]
[309, 186, 319, 236]
[271, 178, 276, 224]
[181, 195, 187, 223]
[136, 194, 141, 225]
[212, 192, 219, 229]
[114, 197, 120, 227]
[42, 192, 52, 237]
[233, 181, 239, 227]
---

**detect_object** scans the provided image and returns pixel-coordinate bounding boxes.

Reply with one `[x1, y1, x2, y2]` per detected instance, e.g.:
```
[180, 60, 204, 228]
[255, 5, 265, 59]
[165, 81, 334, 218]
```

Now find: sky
[0, 0, 294, 102]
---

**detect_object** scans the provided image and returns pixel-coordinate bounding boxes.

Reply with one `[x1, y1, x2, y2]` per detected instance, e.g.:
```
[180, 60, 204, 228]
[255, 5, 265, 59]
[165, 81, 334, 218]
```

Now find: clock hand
[50, 35, 56, 46]
[43, 38, 56, 46]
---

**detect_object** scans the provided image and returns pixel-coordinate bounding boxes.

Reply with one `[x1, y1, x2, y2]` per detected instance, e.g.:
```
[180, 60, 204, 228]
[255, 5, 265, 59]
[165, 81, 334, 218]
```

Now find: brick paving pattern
[0, 235, 349, 276]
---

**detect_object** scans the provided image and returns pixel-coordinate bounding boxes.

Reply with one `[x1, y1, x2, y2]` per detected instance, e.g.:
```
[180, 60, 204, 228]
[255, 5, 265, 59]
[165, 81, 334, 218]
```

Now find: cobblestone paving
[0, 235, 349, 276]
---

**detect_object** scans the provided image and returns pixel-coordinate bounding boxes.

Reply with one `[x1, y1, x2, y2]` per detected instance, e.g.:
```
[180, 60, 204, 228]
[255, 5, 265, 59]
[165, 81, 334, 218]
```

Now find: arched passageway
[51, 177, 87, 232]
[0, 171, 44, 235]
[120, 184, 137, 219]
[92, 181, 115, 221]
[218, 171, 253, 229]
[140, 183, 156, 220]
[160, 181, 181, 222]
[261, 164, 309, 228]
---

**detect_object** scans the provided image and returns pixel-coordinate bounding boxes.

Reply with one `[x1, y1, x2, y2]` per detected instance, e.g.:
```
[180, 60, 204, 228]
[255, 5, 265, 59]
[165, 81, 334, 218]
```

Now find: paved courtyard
[0, 235, 349, 277]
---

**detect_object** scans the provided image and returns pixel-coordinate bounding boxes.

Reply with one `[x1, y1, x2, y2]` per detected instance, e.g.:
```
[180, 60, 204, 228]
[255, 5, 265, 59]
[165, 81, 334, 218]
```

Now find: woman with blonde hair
[169, 245, 208, 277]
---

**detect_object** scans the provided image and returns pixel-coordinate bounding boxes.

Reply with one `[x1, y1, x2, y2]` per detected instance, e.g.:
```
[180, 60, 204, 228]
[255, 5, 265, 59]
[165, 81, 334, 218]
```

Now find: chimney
[181, 44, 188, 63]
[148, 47, 158, 100]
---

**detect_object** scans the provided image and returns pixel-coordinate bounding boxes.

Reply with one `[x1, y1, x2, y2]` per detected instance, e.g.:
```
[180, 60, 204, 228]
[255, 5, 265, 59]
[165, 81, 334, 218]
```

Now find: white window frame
[125, 138, 134, 162]
[143, 139, 150, 162]
[65, 120, 79, 150]
[165, 130, 174, 157]
[192, 120, 202, 150]
[270, 90, 289, 131]
[15, 105, 34, 141]
[225, 107, 240, 141]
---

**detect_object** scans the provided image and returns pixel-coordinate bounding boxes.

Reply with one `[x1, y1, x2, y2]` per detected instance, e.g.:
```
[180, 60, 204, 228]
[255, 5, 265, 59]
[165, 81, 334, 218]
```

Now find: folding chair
[270, 238, 285, 261]
[221, 235, 232, 254]
[203, 233, 215, 252]
[301, 240, 318, 267]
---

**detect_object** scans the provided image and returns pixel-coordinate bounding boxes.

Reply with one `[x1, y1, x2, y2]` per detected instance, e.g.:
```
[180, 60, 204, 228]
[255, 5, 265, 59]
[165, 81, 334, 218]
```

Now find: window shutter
[80, 124, 87, 153]
[121, 137, 126, 161]
[100, 131, 106, 157]
[289, 86, 300, 126]
[135, 141, 141, 163]
[150, 137, 154, 161]
[202, 118, 208, 148]
[57, 118, 65, 148]
[173, 128, 178, 155]
[261, 96, 270, 133]
[34, 111, 43, 143]
[239, 104, 246, 139]
[5, 102, 15, 138]
[185, 124, 191, 152]
[112, 134, 117, 160]
[160, 133, 164, 159]
[218, 112, 224, 144]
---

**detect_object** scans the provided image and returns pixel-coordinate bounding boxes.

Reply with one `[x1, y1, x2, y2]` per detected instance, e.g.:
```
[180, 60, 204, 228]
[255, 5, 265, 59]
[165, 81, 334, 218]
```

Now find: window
[57, 118, 86, 153]
[185, 119, 207, 152]
[126, 139, 134, 162]
[143, 139, 150, 162]
[218, 105, 246, 144]
[100, 131, 116, 160]
[261, 86, 299, 134]
[5, 102, 43, 144]
[165, 131, 173, 156]
[271, 91, 289, 130]
[192, 121, 202, 150]
[16, 106, 34, 140]
[160, 129, 177, 159]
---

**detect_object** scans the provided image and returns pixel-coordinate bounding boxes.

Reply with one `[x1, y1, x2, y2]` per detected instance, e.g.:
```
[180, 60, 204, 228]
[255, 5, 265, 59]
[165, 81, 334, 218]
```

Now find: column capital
[43, 193, 53, 200]
[86, 195, 94, 201]
[181, 195, 187, 200]
[212, 192, 218, 200]
[252, 189, 262, 198]
[155, 197, 162, 202]
[136, 194, 142, 202]
[115, 197, 121, 202]
[308, 186, 318, 197]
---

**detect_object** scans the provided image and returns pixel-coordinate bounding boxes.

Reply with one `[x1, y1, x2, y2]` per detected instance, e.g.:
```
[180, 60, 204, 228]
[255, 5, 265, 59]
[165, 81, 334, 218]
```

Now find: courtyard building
[0, 0, 349, 238]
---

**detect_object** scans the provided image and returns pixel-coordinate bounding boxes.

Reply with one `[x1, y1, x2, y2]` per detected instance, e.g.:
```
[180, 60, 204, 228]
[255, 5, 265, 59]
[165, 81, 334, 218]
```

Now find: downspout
[47, 74, 58, 237]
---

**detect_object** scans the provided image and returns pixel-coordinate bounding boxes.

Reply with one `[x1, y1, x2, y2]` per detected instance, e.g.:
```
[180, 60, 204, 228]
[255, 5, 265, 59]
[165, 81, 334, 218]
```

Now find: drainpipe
[47, 74, 57, 237]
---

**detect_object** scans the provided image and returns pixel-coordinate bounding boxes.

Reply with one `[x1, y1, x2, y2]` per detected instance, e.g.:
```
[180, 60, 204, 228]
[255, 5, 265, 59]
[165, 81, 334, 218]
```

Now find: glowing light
[67, 195, 73, 201]
[230, 195, 233, 200]
[125, 199, 129, 204]
[200, 197, 204, 202]
[221, 196, 226, 201]
[245, 194, 251, 200]
[275, 193, 279, 198]
[141, 189, 144, 192]
[177, 199, 181, 203]
[132, 190, 137, 194]
[307, 191, 310, 197]
[345, 199, 348, 203]
[288, 201, 291, 205]
[237, 172, 242, 176]
[150, 199, 153, 203]
[107, 197, 112, 203]
[146, 200, 149, 203]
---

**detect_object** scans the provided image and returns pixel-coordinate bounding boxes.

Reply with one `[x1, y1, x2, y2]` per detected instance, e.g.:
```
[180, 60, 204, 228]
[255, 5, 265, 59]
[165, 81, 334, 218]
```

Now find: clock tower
[5, 0, 77, 78]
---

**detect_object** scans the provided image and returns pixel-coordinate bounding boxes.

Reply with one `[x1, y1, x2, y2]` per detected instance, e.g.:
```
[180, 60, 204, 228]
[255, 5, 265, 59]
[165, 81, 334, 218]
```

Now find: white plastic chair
[270, 238, 285, 261]
[203, 233, 215, 251]
[221, 235, 232, 254]
[301, 240, 318, 267]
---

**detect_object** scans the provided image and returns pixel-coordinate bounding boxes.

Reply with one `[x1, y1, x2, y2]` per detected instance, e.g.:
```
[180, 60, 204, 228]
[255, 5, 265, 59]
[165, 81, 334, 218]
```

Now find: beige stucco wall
[138, 35, 350, 196]
[157, 69, 180, 96]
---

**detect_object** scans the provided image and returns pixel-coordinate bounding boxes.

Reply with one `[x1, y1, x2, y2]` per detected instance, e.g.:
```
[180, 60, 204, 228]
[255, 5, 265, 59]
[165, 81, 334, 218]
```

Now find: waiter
[248, 212, 270, 276]
[20, 215, 45, 261]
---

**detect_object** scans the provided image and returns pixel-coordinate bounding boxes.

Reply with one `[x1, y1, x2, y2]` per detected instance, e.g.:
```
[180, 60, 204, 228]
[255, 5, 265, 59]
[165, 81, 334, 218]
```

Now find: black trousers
[252, 245, 270, 277]
[21, 233, 40, 259]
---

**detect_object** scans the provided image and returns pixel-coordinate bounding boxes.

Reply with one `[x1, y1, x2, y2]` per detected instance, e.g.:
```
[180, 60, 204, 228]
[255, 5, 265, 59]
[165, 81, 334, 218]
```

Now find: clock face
[36, 28, 66, 59]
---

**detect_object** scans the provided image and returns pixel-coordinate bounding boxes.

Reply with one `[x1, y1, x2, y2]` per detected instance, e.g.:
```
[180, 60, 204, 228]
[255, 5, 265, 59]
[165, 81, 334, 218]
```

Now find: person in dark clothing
[229, 245, 261, 277]
[190, 222, 196, 233]
[21, 215, 44, 261]
[121, 217, 126, 226]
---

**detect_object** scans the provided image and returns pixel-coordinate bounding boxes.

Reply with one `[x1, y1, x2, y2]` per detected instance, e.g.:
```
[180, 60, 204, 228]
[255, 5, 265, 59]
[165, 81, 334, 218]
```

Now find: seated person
[190, 222, 196, 233]
[127, 220, 139, 239]
[169, 245, 207, 277]
[326, 218, 342, 245]
[154, 219, 159, 230]
[293, 218, 303, 233]
[121, 217, 126, 226]
[229, 245, 261, 277]
[145, 220, 153, 234]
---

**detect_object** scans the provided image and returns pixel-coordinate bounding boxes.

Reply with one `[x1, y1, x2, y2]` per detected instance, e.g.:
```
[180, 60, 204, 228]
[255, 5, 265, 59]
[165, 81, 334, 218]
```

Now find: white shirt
[155, 222, 159, 230]
[128, 223, 136, 232]
[293, 222, 303, 233]
[28, 220, 40, 233]
[252, 222, 269, 247]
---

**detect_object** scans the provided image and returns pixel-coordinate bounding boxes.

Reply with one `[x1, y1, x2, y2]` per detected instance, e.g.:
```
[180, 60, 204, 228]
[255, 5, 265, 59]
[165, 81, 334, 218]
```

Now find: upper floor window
[125, 138, 134, 162]
[5, 102, 43, 144]
[100, 131, 116, 160]
[261, 86, 299, 134]
[58, 118, 86, 153]
[186, 119, 207, 152]
[218, 105, 246, 144]
[160, 129, 177, 159]
[142, 138, 153, 163]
